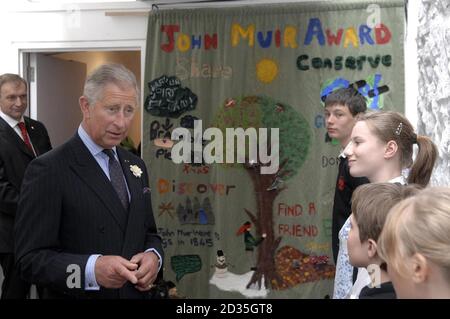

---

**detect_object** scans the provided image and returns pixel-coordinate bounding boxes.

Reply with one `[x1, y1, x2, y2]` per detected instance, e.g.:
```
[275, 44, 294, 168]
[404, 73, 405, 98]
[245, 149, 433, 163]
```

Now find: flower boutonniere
[129, 165, 143, 178]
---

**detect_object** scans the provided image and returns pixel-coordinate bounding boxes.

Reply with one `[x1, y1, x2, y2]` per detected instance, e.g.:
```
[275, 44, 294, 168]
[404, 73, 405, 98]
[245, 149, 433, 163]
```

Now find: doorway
[24, 50, 141, 149]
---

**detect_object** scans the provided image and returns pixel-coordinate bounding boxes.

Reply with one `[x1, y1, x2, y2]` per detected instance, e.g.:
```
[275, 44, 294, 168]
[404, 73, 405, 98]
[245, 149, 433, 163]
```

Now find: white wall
[0, 1, 149, 72]
[404, 0, 419, 129]
[416, 0, 450, 186]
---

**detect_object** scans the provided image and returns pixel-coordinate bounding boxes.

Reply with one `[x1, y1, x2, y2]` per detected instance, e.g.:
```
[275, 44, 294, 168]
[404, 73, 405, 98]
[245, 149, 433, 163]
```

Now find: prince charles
[14, 64, 163, 299]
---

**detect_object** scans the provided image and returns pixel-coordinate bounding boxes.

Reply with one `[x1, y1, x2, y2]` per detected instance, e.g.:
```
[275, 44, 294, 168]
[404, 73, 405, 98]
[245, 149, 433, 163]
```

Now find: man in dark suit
[0, 73, 52, 299]
[14, 64, 163, 299]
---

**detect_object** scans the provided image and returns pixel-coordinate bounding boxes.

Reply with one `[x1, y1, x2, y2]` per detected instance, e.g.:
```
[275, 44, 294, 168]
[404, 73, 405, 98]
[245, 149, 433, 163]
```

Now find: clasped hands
[95, 252, 159, 291]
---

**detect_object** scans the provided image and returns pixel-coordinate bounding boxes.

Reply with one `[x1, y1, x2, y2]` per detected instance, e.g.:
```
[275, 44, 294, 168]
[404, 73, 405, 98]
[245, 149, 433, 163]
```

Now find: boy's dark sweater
[359, 281, 396, 299]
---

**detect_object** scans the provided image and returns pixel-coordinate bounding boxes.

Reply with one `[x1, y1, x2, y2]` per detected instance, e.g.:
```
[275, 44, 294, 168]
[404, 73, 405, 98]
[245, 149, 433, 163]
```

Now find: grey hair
[0, 73, 27, 96]
[83, 63, 139, 105]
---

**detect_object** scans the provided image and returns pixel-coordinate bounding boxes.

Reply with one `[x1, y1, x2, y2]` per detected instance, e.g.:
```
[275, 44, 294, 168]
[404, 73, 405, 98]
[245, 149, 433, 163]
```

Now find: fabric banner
[143, 0, 405, 298]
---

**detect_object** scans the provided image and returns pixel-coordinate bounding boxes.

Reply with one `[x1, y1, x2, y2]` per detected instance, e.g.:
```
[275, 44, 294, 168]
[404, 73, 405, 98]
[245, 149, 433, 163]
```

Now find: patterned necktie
[17, 122, 35, 156]
[103, 149, 129, 210]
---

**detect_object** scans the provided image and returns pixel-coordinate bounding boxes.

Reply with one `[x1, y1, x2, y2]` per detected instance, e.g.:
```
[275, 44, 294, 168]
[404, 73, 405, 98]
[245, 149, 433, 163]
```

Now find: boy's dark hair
[324, 87, 367, 116]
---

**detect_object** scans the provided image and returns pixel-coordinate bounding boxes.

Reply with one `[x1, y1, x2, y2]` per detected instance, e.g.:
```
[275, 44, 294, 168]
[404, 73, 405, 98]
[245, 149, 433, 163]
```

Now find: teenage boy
[324, 87, 368, 264]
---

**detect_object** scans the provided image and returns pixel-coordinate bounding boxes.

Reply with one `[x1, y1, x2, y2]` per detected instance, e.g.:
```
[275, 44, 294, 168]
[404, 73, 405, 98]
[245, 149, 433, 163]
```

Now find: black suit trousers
[0, 253, 31, 299]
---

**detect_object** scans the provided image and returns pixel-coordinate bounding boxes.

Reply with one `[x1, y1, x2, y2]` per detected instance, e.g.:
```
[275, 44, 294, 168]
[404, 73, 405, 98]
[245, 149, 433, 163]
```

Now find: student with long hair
[333, 110, 438, 298]
[345, 111, 437, 187]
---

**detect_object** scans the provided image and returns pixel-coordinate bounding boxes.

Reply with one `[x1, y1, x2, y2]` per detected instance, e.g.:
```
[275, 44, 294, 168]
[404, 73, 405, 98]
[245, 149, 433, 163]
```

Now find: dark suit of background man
[0, 73, 52, 299]
[15, 63, 163, 299]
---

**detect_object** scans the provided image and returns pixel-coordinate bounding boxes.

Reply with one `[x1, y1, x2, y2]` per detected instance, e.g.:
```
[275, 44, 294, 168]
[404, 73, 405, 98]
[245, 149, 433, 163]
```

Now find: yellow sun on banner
[256, 58, 279, 84]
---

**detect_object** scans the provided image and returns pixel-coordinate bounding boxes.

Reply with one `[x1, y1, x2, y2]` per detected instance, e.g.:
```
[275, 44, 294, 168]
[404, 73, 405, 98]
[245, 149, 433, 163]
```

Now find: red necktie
[18, 122, 35, 155]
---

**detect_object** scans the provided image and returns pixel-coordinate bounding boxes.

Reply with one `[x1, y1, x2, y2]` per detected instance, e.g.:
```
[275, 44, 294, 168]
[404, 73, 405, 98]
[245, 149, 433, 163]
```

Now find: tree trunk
[244, 165, 284, 289]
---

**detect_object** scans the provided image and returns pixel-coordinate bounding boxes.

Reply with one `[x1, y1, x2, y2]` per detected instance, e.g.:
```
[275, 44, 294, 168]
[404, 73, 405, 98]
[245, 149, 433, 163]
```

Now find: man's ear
[410, 253, 428, 284]
[384, 140, 398, 159]
[367, 238, 378, 259]
[79, 96, 91, 119]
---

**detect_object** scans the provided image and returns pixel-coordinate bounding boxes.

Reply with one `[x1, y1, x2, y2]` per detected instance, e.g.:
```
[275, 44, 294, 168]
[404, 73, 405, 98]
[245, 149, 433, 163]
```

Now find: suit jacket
[14, 133, 164, 299]
[331, 157, 369, 264]
[0, 116, 52, 253]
